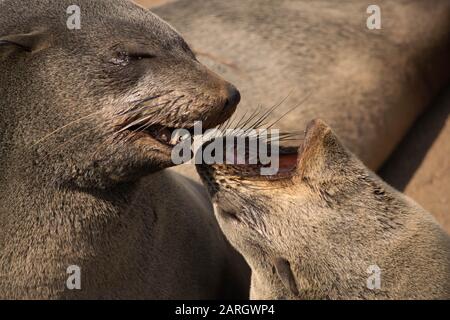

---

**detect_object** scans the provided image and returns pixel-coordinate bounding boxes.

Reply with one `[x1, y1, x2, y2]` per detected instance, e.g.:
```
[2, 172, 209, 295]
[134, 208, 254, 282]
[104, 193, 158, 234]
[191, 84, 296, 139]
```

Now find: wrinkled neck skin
[0, 152, 155, 298]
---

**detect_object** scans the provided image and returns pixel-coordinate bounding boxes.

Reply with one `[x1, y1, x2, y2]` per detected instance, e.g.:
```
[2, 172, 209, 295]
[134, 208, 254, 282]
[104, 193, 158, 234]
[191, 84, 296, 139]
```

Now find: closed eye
[128, 52, 156, 60]
[110, 50, 156, 66]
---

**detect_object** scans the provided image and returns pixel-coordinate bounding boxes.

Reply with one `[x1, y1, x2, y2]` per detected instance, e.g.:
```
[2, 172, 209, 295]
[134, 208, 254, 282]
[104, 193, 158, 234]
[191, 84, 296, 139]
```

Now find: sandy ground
[135, 0, 449, 233]
[380, 88, 450, 231]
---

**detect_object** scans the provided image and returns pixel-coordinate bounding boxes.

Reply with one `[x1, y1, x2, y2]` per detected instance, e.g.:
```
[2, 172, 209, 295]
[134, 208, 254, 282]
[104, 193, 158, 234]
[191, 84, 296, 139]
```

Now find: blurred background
[134, 0, 449, 232]
[136, 0, 175, 6]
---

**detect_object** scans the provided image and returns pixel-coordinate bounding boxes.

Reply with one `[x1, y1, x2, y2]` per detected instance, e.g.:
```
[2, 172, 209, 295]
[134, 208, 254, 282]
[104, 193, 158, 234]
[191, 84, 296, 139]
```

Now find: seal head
[0, 0, 240, 189]
[197, 120, 450, 299]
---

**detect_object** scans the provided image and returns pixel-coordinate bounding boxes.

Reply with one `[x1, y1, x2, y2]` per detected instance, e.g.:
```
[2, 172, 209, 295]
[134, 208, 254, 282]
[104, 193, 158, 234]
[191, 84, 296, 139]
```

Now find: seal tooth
[169, 132, 179, 145]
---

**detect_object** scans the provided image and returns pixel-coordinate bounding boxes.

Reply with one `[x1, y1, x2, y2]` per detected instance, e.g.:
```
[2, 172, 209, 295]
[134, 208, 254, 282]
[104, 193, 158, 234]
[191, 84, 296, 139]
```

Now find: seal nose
[224, 84, 241, 111]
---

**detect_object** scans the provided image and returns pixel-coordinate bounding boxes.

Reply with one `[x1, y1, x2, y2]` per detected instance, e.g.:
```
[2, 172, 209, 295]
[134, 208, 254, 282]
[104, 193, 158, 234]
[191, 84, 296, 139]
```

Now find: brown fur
[197, 120, 450, 299]
[0, 0, 249, 299]
[157, 0, 450, 170]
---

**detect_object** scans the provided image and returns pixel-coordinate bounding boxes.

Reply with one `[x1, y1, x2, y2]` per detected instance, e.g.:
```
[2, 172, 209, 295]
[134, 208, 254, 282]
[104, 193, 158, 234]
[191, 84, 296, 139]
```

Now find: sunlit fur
[198, 120, 450, 299]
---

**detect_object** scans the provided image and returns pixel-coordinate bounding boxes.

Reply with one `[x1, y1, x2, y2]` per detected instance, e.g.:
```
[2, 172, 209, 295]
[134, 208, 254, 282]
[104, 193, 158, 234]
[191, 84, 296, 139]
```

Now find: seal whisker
[233, 109, 250, 130]
[119, 90, 174, 117]
[115, 111, 159, 134]
[219, 113, 235, 132]
[224, 93, 292, 139]
[49, 119, 114, 155]
[266, 92, 312, 129]
[32, 110, 104, 147]
[240, 106, 263, 131]
[246, 93, 292, 132]
[119, 100, 167, 120]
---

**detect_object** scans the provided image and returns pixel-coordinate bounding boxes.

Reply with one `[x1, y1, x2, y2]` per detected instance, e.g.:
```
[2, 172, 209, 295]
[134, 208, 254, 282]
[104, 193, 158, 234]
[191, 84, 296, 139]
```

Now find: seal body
[0, 0, 248, 299]
[157, 0, 450, 236]
[0, 170, 247, 299]
[197, 120, 450, 299]
[156, 0, 450, 170]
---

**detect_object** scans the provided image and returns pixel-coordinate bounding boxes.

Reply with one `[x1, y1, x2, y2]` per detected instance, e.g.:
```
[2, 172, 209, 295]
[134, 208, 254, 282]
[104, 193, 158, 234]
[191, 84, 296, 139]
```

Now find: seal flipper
[273, 258, 299, 296]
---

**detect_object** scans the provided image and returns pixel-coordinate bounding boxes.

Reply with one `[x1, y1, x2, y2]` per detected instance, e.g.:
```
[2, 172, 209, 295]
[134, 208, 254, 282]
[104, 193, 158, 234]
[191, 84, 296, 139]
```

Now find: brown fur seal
[156, 0, 450, 170]
[0, 0, 249, 299]
[197, 119, 450, 299]
[156, 0, 450, 242]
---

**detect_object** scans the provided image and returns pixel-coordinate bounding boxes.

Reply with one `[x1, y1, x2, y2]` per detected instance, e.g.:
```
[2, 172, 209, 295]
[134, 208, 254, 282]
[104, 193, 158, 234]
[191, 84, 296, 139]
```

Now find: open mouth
[270, 146, 300, 178]
[241, 145, 300, 180]
[125, 123, 193, 147]
[197, 137, 302, 180]
[118, 112, 231, 149]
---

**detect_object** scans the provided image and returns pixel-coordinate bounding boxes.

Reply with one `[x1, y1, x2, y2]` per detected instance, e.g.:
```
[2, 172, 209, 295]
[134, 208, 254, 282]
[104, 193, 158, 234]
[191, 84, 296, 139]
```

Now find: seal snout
[212, 82, 241, 125]
[223, 83, 241, 111]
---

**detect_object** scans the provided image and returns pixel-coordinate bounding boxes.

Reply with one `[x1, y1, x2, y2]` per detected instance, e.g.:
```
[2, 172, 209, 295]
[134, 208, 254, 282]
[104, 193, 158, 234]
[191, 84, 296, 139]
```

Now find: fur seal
[196, 119, 450, 299]
[0, 0, 249, 299]
[156, 0, 450, 170]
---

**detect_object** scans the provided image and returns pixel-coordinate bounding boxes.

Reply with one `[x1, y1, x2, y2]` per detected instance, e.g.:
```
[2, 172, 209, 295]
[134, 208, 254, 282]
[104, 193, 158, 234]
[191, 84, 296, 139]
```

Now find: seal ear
[295, 119, 351, 180]
[273, 258, 299, 296]
[0, 30, 50, 56]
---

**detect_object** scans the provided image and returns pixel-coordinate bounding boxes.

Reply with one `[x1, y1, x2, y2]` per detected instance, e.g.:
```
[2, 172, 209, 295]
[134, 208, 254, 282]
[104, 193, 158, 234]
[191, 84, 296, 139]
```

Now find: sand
[381, 88, 450, 231]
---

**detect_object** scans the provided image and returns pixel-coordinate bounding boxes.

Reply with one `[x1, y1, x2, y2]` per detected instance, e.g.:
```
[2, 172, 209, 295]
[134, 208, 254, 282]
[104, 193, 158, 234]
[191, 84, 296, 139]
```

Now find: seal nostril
[224, 84, 241, 110]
